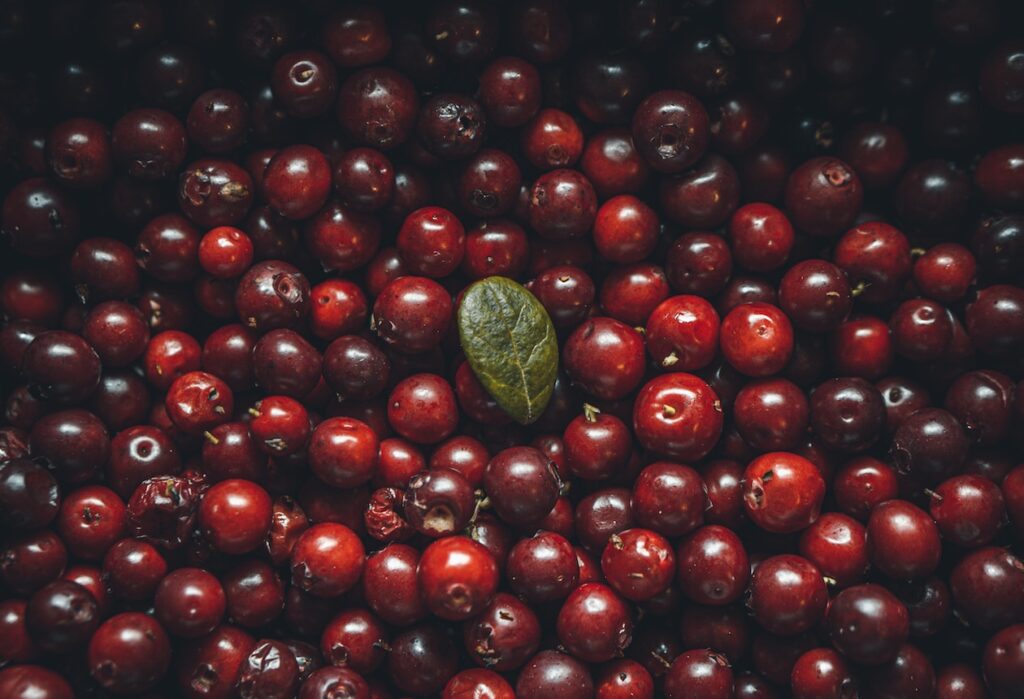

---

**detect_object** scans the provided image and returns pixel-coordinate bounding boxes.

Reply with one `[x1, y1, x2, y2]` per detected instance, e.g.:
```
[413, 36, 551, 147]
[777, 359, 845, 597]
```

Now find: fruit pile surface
[0, 1, 1023, 697]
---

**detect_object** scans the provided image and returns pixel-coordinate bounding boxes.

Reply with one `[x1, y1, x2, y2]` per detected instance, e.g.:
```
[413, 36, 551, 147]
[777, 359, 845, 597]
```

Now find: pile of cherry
[0, 0, 1023, 697]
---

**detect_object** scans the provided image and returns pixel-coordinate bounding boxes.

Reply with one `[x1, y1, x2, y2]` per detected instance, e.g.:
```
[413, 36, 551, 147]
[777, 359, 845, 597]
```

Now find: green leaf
[457, 276, 559, 425]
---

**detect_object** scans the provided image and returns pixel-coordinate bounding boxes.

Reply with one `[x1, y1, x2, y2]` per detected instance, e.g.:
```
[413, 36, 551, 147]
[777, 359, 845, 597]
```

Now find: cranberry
[416, 92, 487, 159]
[223, 559, 286, 628]
[155, 567, 226, 638]
[828, 583, 910, 665]
[402, 468, 475, 537]
[21, 330, 101, 405]
[720, 302, 794, 377]
[734, 378, 809, 452]
[2, 178, 80, 258]
[174, 624, 255, 699]
[633, 373, 723, 460]
[306, 417, 377, 488]
[234, 260, 310, 333]
[791, 648, 857, 699]
[676, 525, 750, 605]
[600, 263, 670, 326]
[929, 474, 1005, 548]
[507, 530, 580, 602]
[983, 624, 1024, 697]
[747, 558, 824, 638]
[799, 512, 869, 588]
[461, 591, 539, 671]
[784, 157, 862, 236]
[742, 451, 825, 533]
[102, 537, 167, 601]
[290, 523, 364, 598]
[111, 108, 187, 179]
[830, 316, 895, 380]
[88, 612, 171, 695]
[966, 284, 1024, 356]
[557, 582, 634, 663]
[238, 640, 300, 699]
[386, 373, 458, 445]
[363, 543, 427, 626]
[165, 370, 233, 435]
[516, 649, 593, 698]
[528, 168, 598, 240]
[320, 608, 387, 675]
[631, 461, 705, 537]
[198, 479, 272, 555]
[950, 547, 1024, 630]
[483, 446, 561, 527]
[126, 474, 202, 550]
[890, 407, 969, 485]
[601, 528, 675, 602]
[387, 624, 459, 696]
[373, 276, 451, 354]
[664, 649, 734, 699]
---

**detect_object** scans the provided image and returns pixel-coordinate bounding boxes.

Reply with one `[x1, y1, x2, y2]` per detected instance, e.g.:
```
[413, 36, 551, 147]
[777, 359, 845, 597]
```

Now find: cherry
[507, 530, 580, 602]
